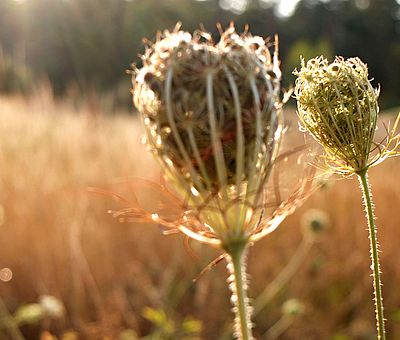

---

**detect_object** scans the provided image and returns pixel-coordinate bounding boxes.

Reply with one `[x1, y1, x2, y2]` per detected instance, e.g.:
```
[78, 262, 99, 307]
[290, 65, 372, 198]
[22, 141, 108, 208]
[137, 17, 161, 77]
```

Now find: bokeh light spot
[0, 268, 13, 282]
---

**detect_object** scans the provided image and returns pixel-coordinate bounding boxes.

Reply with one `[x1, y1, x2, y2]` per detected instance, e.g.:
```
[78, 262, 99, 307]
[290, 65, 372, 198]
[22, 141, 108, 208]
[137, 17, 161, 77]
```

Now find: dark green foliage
[1, 0, 400, 108]
[0, 52, 33, 94]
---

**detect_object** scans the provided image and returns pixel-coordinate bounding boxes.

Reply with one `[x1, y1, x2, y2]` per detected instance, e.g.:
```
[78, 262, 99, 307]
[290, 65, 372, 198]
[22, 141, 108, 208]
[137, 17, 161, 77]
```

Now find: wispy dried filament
[132, 24, 285, 247]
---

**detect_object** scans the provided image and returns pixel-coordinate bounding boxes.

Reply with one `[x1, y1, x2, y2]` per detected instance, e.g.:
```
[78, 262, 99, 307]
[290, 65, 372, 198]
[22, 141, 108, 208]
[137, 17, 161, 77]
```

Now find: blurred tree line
[1, 0, 400, 108]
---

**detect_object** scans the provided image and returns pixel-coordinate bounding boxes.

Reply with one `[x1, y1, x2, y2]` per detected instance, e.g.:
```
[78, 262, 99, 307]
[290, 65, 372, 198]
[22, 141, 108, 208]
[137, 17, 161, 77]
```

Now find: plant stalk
[226, 242, 253, 340]
[0, 297, 25, 340]
[357, 169, 386, 340]
[254, 237, 313, 315]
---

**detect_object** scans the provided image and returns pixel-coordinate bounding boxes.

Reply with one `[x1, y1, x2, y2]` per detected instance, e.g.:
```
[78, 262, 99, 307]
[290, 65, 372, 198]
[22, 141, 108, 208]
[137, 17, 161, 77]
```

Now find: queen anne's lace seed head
[132, 24, 284, 246]
[294, 56, 400, 175]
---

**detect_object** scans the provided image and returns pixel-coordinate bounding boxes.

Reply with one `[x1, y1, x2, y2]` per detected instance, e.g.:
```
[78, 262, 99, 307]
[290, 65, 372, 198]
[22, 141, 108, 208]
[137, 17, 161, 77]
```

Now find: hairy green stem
[357, 169, 386, 340]
[226, 242, 253, 340]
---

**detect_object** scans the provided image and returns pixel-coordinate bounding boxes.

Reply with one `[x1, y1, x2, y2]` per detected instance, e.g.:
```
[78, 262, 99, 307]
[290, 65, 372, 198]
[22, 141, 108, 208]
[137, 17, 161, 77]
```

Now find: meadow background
[1, 0, 400, 339]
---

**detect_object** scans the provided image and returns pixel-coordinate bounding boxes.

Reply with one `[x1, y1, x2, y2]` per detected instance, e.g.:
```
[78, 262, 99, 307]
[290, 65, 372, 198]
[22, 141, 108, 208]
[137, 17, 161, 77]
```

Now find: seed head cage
[123, 24, 320, 248]
[294, 56, 400, 175]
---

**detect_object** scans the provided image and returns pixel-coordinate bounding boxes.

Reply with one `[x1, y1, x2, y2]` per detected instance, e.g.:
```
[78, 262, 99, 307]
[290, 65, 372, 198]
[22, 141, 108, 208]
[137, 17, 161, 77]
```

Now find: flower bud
[282, 299, 304, 317]
[294, 57, 379, 174]
[301, 208, 329, 241]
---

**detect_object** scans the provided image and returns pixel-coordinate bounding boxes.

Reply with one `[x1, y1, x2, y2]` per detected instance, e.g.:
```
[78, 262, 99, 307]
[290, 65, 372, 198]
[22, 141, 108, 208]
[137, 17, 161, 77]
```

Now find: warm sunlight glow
[275, 0, 302, 17]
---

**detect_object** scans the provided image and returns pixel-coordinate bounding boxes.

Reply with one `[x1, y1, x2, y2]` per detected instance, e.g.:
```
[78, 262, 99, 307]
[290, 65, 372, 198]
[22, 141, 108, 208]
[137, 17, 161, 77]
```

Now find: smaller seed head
[294, 56, 379, 173]
[301, 208, 329, 241]
[282, 299, 304, 317]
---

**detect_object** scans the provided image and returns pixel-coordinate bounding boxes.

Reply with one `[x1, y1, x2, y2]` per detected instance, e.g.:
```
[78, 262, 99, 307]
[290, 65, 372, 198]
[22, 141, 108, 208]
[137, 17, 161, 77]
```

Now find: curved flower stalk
[124, 23, 320, 339]
[294, 56, 400, 340]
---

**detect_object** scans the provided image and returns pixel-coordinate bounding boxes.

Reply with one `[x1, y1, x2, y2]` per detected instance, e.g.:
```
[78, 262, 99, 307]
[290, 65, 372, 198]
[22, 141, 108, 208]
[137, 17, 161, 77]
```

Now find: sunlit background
[1, 0, 400, 339]
[2, 0, 400, 107]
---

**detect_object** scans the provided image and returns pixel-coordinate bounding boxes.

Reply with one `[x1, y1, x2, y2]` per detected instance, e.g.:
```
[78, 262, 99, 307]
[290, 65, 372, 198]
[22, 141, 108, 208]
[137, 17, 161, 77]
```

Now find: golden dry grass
[0, 92, 400, 339]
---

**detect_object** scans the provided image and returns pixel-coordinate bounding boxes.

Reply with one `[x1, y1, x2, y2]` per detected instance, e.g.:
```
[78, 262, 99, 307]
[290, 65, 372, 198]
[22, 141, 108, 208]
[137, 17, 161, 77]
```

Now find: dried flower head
[132, 23, 285, 247]
[125, 24, 319, 251]
[294, 56, 400, 175]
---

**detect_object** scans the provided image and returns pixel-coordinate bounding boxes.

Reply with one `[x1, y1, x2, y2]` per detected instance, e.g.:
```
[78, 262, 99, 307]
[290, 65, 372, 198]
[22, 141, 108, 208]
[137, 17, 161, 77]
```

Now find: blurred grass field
[1, 90, 400, 339]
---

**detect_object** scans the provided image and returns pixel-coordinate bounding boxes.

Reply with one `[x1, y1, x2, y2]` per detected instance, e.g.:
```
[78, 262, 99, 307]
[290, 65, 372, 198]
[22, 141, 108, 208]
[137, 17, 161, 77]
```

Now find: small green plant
[0, 295, 65, 340]
[254, 208, 329, 317]
[140, 307, 202, 340]
[294, 56, 400, 340]
[263, 299, 305, 340]
[0, 49, 33, 94]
